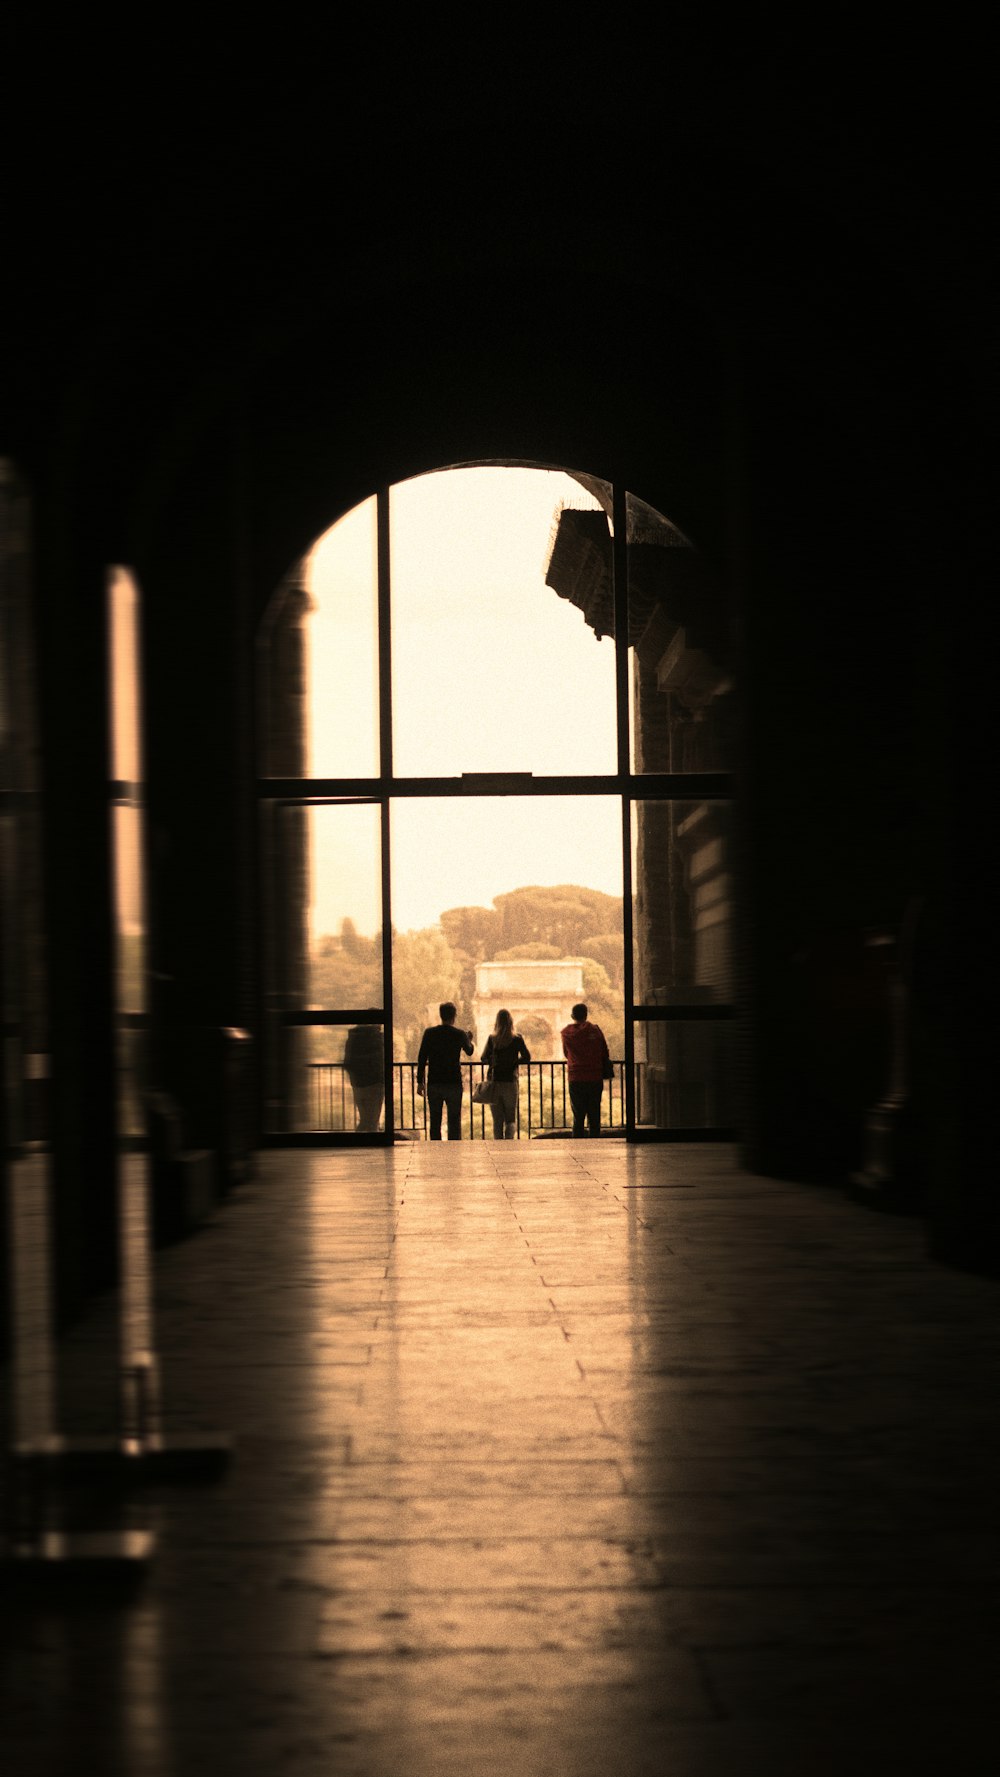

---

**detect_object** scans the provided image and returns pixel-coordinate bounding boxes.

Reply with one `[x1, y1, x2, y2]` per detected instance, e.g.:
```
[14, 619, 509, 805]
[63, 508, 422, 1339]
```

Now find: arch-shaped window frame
[258, 467, 736, 1143]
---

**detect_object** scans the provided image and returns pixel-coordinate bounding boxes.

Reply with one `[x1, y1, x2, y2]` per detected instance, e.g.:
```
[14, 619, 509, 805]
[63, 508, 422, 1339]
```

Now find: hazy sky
[390, 796, 622, 934]
[388, 468, 615, 777]
[304, 468, 623, 936]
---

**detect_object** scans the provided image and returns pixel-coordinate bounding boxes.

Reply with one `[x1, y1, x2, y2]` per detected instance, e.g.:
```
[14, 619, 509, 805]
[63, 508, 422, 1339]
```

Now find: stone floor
[3, 1142, 1000, 1773]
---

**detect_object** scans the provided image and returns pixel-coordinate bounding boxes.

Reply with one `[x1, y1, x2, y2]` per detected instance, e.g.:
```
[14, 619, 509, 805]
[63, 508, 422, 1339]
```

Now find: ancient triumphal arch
[471, 959, 586, 1060]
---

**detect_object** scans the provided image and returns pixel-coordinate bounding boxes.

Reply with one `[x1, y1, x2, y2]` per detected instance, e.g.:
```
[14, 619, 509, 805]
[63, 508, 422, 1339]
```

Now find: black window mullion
[613, 483, 638, 1136]
[377, 489, 395, 1139]
[283, 1010, 384, 1025]
[380, 797, 394, 1140]
[258, 772, 733, 800]
[621, 793, 636, 1133]
[632, 1005, 737, 1022]
[377, 487, 393, 781]
[613, 481, 630, 780]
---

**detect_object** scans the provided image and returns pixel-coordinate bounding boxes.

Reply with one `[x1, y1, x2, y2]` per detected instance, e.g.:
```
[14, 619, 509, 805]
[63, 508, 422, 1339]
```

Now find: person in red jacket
[560, 1002, 610, 1137]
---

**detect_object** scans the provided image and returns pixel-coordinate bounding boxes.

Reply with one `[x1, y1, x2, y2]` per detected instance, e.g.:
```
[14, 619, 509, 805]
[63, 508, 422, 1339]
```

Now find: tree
[517, 1013, 553, 1052]
[577, 932, 624, 989]
[311, 925, 381, 1012]
[339, 916, 367, 959]
[493, 885, 622, 956]
[390, 926, 462, 1058]
[440, 904, 501, 958]
[580, 959, 624, 1057]
[308, 884, 627, 1066]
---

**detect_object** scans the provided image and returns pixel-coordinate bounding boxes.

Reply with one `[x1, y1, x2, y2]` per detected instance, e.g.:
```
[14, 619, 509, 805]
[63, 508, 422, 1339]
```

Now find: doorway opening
[257, 464, 735, 1141]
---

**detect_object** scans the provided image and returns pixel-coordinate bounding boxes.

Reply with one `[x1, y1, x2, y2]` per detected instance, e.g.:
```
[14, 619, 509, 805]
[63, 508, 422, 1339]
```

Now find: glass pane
[107, 567, 156, 1414]
[307, 499, 379, 777]
[259, 497, 379, 778]
[632, 800, 733, 1005]
[277, 801, 383, 1009]
[108, 566, 143, 784]
[264, 802, 383, 1133]
[113, 803, 147, 1016]
[625, 491, 734, 773]
[112, 802, 148, 1139]
[108, 569, 149, 1146]
[305, 1025, 386, 1134]
[391, 467, 617, 776]
[634, 1020, 737, 1129]
[391, 794, 623, 1070]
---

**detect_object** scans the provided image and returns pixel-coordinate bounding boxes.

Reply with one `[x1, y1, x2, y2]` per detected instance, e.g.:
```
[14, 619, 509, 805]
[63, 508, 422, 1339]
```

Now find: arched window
[258, 465, 735, 1141]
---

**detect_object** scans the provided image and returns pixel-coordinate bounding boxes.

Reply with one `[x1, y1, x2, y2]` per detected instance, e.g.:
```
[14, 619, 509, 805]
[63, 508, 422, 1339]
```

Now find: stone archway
[472, 959, 585, 1061]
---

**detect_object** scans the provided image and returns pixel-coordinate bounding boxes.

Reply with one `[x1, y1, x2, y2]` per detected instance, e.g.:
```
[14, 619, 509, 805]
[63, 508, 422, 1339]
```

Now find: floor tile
[3, 1141, 999, 1773]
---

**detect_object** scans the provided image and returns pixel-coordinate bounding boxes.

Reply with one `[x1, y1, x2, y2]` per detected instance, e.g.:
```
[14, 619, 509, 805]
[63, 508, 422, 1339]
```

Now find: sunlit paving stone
[315, 1586, 678, 1657]
[347, 1429, 620, 1463]
[6, 1141, 999, 1775]
[319, 1458, 628, 1497]
[301, 1536, 647, 1593]
[324, 1492, 658, 1541]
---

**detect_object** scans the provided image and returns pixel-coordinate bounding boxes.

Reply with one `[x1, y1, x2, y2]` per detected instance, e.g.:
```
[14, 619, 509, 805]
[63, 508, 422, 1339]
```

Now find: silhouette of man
[560, 1001, 610, 1137]
[416, 1002, 475, 1140]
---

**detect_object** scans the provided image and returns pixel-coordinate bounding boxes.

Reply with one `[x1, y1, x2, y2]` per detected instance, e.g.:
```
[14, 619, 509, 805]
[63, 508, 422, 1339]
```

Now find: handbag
[602, 1058, 614, 1081]
[472, 1076, 497, 1104]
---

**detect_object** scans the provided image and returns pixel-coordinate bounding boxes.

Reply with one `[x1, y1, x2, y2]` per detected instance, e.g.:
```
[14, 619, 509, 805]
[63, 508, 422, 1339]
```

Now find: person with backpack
[560, 1002, 611, 1137]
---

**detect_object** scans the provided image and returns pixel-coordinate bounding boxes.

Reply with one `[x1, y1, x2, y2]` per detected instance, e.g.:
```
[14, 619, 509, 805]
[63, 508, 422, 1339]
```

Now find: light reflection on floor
[3, 1143, 1000, 1773]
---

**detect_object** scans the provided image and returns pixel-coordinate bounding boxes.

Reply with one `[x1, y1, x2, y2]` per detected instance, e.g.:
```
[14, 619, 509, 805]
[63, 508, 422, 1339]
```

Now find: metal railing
[308, 1059, 639, 1137]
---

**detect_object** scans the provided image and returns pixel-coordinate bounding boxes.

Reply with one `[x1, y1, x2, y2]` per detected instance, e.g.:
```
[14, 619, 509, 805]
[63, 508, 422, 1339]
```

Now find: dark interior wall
[143, 434, 254, 1032]
[139, 420, 261, 1163]
[131, 262, 924, 1190]
[133, 267, 734, 1158]
[737, 324, 926, 1181]
[23, 295, 954, 1286]
[34, 512, 118, 1318]
[237, 272, 730, 621]
[1, 56, 992, 1312]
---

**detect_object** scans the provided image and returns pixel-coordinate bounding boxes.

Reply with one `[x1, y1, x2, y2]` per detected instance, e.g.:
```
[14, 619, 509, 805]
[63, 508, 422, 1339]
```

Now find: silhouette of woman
[481, 1009, 531, 1140]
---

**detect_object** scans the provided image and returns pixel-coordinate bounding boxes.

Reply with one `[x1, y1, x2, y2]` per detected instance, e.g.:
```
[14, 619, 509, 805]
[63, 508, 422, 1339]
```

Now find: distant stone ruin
[471, 959, 586, 1060]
